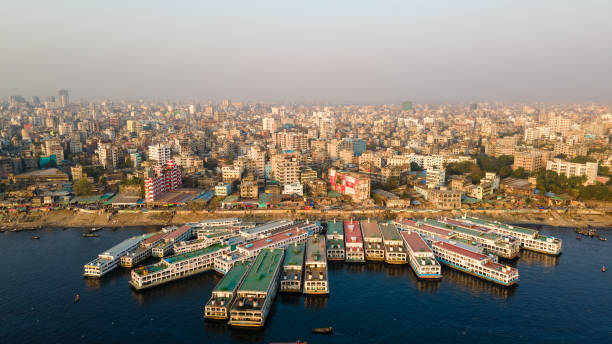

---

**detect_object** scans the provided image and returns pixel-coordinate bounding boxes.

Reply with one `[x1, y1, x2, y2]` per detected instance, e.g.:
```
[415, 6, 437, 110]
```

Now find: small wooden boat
[311, 327, 333, 335]
[74, 294, 80, 303]
[32, 236, 40, 240]
[90, 227, 102, 233]
[82, 233, 99, 238]
[576, 236, 581, 240]
[602, 266, 607, 272]
[599, 237, 607, 242]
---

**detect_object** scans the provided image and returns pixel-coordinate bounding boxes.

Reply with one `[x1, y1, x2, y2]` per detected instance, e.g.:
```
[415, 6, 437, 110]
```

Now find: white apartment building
[546, 159, 598, 183]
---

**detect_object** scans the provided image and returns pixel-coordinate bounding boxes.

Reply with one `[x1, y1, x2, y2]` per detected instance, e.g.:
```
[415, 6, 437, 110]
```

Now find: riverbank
[0, 207, 610, 231]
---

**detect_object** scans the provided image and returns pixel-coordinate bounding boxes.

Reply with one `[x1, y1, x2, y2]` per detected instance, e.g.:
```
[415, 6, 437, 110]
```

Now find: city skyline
[2, 1, 612, 103]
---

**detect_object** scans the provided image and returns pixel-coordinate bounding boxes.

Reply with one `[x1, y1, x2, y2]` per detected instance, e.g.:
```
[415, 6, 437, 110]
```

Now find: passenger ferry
[174, 230, 234, 255]
[152, 224, 193, 257]
[401, 231, 441, 279]
[303, 235, 329, 294]
[326, 220, 345, 261]
[431, 240, 519, 287]
[459, 216, 562, 255]
[229, 248, 284, 327]
[205, 261, 250, 320]
[343, 220, 365, 262]
[236, 226, 309, 259]
[120, 231, 167, 267]
[84, 234, 148, 278]
[198, 217, 241, 228]
[280, 243, 305, 293]
[426, 218, 520, 259]
[360, 220, 384, 261]
[130, 243, 230, 290]
[379, 222, 407, 264]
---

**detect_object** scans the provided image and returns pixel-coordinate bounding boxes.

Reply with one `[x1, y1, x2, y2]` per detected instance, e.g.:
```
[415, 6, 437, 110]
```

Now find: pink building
[144, 160, 182, 202]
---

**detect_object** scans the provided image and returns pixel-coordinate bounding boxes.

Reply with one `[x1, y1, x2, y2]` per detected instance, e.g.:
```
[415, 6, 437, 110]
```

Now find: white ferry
[432, 240, 519, 287]
[205, 261, 250, 320]
[401, 231, 441, 279]
[229, 248, 284, 327]
[460, 216, 562, 255]
[326, 220, 345, 260]
[84, 234, 147, 278]
[130, 243, 230, 290]
[303, 235, 329, 294]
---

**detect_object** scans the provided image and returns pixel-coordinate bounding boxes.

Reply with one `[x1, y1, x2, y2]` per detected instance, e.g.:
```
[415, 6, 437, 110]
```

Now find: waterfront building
[329, 168, 371, 202]
[144, 160, 182, 202]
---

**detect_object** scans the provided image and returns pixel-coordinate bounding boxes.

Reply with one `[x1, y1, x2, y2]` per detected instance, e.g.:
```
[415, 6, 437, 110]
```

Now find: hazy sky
[2, 0, 611, 104]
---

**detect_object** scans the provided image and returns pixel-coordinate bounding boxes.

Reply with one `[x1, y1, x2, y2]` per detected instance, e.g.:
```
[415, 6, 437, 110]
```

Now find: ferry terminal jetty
[81, 215, 566, 328]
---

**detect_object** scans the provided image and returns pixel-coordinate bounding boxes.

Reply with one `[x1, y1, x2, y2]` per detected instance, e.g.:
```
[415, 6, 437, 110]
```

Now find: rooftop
[241, 220, 293, 236]
[434, 241, 488, 261]
[326, 221, 344, 236]
[379, 222, 401, 241]
[401, 231, 432, 254]
[284, 243, 305, 267]
[102, 235, 146, 258]
[239, 248, 284, 292]
[213, 261, 250, 292]
[163, 243, 226, 264]
[463, 217, 537, 235]
[360, 221, 382, 239]
[306, 235, 326, 263]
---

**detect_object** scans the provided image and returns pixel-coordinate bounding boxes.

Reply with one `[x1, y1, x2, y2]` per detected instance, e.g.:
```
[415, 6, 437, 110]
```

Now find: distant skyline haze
[1, 0, 611, 103]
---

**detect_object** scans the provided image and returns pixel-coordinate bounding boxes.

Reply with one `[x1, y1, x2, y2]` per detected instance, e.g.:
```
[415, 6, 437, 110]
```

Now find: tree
[410, 162, 423, 172]
[74, 179, 94, 196]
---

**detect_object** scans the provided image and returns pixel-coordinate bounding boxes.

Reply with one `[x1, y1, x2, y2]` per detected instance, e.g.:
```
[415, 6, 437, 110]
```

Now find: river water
[1, 225, 610, 343]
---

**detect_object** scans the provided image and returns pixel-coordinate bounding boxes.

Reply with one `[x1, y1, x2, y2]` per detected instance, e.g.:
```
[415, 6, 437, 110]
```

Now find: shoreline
[1, 207, 610, 231]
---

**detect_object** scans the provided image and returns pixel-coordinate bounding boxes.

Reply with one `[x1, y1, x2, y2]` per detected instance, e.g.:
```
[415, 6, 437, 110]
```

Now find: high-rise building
[426, 168, 446, 188]
[144, 160, 182, 202]
[148, 143, 171, 166]
[57, 89, 69, 108]
[263, 117, 277, 133]
[270, 154, 300, 185]
[513, 151, 545, 172]
[329, 168, 370, 202]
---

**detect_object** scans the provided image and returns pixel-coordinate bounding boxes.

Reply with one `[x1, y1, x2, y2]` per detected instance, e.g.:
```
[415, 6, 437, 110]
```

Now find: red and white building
[329, 168, 370, 202]
[144, 160, 182, 202]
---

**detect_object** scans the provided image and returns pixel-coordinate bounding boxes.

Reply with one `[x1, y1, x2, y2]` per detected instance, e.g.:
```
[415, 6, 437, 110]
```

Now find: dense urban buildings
[0, 93, 609, 210]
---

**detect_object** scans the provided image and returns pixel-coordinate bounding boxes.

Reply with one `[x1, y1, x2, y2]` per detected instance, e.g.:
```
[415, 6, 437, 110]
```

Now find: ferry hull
[407, 260, 441, 279]
[131, 266, 213, 290]
[385, 260, 407, 265]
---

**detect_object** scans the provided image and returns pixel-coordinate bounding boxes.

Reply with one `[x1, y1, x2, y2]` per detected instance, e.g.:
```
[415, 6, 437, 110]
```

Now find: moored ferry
[130, 243, 230, 290]
[401, 231, 441, 279]
[427, 218, 520, 259]
[431, 240, 519, 287]
[229, 248, 284, 327]
[326, 220, 345, 261]
[174, 230, 234, 255]
[360, 220, 384, 261]
[303, 235, 329, 294]
[343, 220, 365, 262]
[152, 224, 193, 257]
[280, 243, 305, 293]
[84, 234, 148, 278]
[459, 216, 562, 255]
[205, 261, 250, 320]
[379, 222, 407, 264]
[120, 231, 167, 267]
